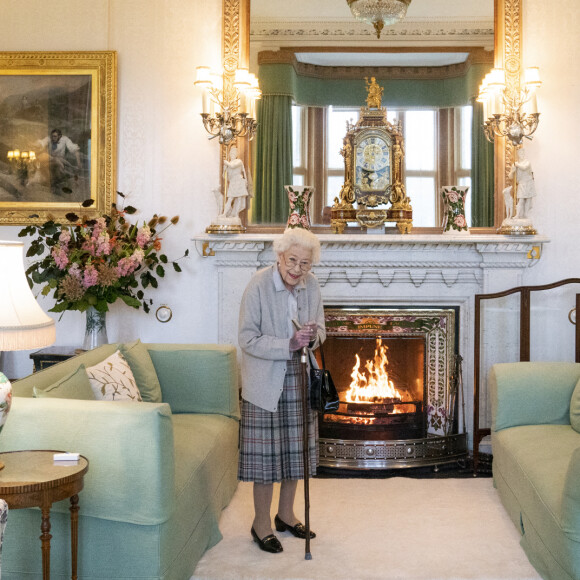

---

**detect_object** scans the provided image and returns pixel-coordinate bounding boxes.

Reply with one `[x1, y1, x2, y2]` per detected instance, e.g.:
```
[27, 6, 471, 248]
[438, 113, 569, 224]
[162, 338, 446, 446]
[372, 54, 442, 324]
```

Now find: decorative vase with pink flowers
[441, 185, 469, 234]
[285, 185, 314, 230]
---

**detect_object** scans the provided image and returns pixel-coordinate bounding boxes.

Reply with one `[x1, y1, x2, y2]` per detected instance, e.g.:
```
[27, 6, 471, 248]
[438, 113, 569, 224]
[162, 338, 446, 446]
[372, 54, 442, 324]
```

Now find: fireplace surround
[316, 306, 466, 469]
[193, 232, 548, 462]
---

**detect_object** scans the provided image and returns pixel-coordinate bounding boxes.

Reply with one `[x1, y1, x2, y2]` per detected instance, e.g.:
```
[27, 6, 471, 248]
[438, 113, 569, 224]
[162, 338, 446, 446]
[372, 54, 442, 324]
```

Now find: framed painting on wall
[0, 51, 116, 225]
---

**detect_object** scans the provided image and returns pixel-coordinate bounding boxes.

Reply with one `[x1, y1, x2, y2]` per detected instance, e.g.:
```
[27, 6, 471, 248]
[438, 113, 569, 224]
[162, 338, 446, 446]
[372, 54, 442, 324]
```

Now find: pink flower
[446, 191, 459, 203]
[132, 248, 144, 265]
[59, 230, 71, 245]
[136, 226, 151, 248]
[300, 215, 310, 228]
[91, 217, 107, 239]
[69, 263, 82, 279]
[95, 232, 111, 257]
[82, 264, 99, 289]
[454, 215, 467, 228]
[288, 214, 300, 225]
[51, 245, 69, 269]
[115, 249, 144, 278]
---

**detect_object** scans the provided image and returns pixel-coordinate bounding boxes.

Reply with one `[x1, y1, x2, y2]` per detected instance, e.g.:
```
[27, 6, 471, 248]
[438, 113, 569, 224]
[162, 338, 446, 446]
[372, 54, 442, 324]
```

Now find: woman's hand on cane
[290, 326, 314, 351]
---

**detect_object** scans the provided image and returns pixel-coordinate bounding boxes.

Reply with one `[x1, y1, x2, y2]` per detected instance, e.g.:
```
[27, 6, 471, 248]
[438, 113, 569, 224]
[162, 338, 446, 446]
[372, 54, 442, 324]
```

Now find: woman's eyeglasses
[284, 256, 312, 271]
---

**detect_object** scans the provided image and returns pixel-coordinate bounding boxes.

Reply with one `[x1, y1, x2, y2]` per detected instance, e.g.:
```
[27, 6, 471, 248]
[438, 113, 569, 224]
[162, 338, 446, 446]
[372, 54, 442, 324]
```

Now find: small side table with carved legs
[0, 450, 89, 580]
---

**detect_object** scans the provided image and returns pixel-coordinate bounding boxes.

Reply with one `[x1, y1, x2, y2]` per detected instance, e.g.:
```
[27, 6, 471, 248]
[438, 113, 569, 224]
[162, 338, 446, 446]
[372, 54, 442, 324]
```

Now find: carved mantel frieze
[194, 233, 548, 289]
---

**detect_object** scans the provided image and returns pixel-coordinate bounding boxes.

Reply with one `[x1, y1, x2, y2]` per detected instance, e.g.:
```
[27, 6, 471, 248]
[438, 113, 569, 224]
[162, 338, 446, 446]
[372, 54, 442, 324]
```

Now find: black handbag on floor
[309, 343, 340, 414]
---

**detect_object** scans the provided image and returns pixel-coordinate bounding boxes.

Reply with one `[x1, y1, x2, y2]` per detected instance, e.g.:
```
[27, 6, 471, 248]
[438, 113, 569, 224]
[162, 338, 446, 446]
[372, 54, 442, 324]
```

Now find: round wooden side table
[0, 450, 89, 580]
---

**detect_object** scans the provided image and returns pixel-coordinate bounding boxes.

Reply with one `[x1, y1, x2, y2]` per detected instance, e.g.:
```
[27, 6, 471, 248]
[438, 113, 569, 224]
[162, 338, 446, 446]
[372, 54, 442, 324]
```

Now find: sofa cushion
[33, 364, 96, 400]
[148, 346, 239, 417]
[86, 350, 142, 401]
[119, 339, 162, 403]
[571, 377, 580, 433]
[491, 362, 580, 432]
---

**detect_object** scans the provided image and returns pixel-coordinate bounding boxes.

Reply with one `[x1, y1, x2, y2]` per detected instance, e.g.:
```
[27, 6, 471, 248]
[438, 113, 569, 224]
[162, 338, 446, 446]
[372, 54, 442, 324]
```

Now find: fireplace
[317, 307, 468, 470]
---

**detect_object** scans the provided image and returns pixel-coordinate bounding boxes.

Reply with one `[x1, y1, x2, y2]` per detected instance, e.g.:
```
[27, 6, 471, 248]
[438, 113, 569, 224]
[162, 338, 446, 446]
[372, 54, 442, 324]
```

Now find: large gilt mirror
[223, 0, 521, 232]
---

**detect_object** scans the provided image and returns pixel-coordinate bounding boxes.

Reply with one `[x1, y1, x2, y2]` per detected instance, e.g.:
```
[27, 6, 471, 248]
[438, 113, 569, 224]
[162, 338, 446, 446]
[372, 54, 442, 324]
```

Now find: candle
[527, 92, 538, 115]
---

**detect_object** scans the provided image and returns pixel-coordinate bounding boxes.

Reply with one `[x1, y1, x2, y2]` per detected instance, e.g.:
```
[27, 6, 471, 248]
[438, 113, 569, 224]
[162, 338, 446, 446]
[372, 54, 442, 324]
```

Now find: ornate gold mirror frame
[222, 0, 521, 232]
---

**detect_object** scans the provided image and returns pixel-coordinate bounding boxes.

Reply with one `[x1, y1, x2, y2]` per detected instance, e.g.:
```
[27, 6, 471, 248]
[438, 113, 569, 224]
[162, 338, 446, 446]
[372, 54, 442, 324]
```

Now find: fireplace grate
[319, 434, 468, 470]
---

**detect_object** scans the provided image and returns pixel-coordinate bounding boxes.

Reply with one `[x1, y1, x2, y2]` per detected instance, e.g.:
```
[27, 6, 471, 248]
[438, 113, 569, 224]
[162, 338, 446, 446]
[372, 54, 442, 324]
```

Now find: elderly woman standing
[238, 228, 325, 554]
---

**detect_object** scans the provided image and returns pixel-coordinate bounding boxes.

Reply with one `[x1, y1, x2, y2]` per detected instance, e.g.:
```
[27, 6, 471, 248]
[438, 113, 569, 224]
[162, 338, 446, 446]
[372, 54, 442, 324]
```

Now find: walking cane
[293, 320, 313, 560]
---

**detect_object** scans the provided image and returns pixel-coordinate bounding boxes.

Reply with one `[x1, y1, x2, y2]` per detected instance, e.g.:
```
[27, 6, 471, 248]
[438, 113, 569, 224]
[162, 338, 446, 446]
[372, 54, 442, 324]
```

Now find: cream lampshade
[0, 241, 56, 467]
[0, 241, 56, 351]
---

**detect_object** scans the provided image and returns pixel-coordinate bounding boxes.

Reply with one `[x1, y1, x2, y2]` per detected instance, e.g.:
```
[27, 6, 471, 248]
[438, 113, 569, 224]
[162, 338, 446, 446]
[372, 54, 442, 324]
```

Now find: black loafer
[275, 514, 316, 539]
[251, 527, 283, 553]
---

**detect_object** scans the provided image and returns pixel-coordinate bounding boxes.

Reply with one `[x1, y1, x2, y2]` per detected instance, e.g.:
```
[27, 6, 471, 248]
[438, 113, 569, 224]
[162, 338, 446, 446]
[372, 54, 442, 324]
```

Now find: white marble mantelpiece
[192, 232, 549, 450]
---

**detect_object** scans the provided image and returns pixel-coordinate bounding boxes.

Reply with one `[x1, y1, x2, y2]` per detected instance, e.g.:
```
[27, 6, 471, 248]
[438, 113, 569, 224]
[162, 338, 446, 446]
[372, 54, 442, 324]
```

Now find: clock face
[355, 135, 391, 191]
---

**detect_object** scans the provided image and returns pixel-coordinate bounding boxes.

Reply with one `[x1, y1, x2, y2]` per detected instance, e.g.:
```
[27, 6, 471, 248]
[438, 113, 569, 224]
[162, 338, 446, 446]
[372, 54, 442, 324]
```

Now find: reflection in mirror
[247, 0, 495, 229]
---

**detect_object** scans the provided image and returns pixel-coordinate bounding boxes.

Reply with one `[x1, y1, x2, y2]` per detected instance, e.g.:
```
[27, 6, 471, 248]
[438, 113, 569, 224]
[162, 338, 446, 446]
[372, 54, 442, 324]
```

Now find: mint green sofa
[491, 362, 580, 580]
[0, 343, 240, 580]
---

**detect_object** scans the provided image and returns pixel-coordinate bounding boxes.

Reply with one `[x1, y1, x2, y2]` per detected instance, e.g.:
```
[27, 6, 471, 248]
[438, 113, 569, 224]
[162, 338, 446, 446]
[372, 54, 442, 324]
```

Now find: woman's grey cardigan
[238, 264, 326, 412]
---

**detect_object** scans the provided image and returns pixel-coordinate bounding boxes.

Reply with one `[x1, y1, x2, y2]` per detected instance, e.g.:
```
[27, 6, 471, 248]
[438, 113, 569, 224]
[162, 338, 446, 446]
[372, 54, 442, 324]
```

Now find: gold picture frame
[0, 51, 117, 225]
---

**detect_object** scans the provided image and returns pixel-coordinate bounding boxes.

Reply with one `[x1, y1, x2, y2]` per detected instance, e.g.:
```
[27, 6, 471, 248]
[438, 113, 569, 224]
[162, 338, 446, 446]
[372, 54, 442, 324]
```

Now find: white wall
[522, 0, 580, 284]
[0, 0, 579, 377]
[0, 0, 222, 377]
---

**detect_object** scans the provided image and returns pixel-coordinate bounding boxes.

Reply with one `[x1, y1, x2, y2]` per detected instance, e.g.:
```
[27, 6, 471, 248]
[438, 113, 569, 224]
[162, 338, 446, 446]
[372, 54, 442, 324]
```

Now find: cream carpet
[191, 478, 542, 580]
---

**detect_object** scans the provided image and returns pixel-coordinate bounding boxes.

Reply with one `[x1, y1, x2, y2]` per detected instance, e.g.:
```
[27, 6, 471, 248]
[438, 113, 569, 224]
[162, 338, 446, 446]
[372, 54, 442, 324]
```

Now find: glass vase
[441, 185, 469, 233]
[285, 185, 314, 230]
[83, 306, 108, 350]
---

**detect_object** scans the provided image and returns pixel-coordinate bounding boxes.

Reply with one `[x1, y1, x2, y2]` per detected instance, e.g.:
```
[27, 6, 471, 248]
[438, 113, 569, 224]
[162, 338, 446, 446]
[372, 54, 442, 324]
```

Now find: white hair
[273, 228, 321, 264]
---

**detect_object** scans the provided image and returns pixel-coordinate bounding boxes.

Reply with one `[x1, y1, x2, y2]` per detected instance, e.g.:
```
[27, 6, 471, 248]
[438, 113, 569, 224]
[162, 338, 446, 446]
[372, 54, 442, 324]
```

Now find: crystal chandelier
[347, 0, 412, 38]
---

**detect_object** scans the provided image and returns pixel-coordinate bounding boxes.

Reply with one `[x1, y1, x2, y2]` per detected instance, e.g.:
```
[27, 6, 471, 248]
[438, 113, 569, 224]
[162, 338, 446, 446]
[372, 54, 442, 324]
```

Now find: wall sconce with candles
[194, 66, 261, 145]
[477, 67, 542, 147]
[7, 149, 37, 186]
[195, 65, 261, 234]
[478, 67, 542, 236]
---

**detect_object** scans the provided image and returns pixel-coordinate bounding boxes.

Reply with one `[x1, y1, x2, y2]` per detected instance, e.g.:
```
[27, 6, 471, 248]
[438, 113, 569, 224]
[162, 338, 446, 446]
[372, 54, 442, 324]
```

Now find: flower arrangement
[19, 194, 188, 314]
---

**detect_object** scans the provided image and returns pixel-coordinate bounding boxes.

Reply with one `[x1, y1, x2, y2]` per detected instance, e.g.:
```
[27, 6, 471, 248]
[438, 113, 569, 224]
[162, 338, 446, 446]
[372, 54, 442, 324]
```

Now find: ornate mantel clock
[331, 77, 412, 234]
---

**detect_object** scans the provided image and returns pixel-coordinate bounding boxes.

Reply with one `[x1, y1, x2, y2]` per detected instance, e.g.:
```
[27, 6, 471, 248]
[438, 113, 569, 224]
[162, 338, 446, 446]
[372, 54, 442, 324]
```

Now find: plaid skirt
[238, 355, 319, 484]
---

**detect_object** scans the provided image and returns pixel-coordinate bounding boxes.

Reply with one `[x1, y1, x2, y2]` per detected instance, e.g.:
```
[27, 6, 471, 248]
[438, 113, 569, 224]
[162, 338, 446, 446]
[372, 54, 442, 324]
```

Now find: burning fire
[345, 338, 407, 404]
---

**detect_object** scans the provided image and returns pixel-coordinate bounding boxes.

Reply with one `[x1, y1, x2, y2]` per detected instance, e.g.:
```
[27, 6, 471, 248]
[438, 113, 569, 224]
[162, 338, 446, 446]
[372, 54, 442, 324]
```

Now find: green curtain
[471, 99, 495, 227]
[251, 95, 293, 224]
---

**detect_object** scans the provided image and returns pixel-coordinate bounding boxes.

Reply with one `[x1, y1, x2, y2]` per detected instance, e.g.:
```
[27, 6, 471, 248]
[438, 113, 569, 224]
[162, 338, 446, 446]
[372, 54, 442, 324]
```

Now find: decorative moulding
[251, 18, 494, 48]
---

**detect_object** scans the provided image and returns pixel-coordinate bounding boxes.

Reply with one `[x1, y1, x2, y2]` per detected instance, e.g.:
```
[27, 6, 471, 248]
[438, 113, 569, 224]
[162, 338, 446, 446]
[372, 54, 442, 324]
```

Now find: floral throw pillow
[85, 350, 142, 402]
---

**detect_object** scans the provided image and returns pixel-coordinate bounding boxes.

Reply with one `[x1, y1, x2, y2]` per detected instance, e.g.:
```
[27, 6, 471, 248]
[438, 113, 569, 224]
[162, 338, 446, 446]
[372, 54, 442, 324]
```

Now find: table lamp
[0, 241, 56, 468]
